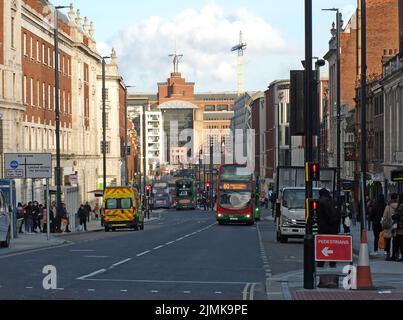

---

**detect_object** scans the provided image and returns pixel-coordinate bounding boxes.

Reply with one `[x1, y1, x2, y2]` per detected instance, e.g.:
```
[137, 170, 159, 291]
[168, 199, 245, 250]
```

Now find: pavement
[0, 212, 162, 257]
[261, 213, 403, 300]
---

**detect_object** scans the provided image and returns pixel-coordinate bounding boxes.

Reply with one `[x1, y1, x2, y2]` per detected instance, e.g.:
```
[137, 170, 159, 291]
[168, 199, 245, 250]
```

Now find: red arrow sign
[315, 235, 353, 262]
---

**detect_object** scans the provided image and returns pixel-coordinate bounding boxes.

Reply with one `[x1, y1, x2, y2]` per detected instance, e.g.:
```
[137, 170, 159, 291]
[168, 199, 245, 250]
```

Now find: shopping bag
[378, 231, 385, 250]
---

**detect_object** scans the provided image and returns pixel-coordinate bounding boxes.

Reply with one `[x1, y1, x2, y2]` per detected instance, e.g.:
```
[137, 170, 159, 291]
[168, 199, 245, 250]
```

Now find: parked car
[0, 191, 11, 248]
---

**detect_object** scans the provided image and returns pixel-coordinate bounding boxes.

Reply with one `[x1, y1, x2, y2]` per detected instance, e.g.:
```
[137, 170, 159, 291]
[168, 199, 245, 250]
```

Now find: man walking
[317, 188, 341, 268]
[84, 202, 92, 223]
[78, 205, 87, 232]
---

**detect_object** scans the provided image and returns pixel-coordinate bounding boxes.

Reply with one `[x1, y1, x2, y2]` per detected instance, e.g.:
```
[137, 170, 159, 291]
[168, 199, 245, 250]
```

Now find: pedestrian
[24, 202, 34, 234]
[341, 201, 353, 234]
[77, 205, 87, 232]
[382, 193, 398, 261]
[17, 203, 24, 234]
[391, 195, 403, 262]
[369, 194, 386, 256]
[317, 188, 341, 268]
[61, 203, 71, 233]
[366, 196, 373, 231]
[93, 204, 100, 221]
[38, 204, 43, 233]
[31, 202, 40, 233]
[84, 202, 92, 222]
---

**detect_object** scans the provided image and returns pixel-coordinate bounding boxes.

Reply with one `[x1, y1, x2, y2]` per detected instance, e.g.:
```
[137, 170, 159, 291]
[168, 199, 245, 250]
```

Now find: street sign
[315, 235, 353, 262]
[4, 153, 52, 179]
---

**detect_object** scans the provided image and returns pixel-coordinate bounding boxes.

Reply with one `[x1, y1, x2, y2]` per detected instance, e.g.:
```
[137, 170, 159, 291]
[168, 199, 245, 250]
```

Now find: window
[121, 199, 132, 209]
[23, 76, 27, 104]
[63, 91, 66, 113]
[104, 113, 109, 128]
[36, 41, 40, 62]
[106, 199, 118, 210]
[30, 78, 34, 106]
[37, 80, 40, 107]
[100, 141, 111, 154]
[42, 44, 45, 64]
[68, 93, 70, 114]
[23, 34, 27, 56]
[53, 50, 55, 69]
[48, 85, 51, 110]
[103, 88, 109, 100]
[67, 59, 70, 76]
[11, 17, 15, 48]
[48, 48, 51, 67]
[30, 37, 34, 59]
[62, 56, 65, 74]
[42, 83, 46, 108]
[217, 105, 228, 111]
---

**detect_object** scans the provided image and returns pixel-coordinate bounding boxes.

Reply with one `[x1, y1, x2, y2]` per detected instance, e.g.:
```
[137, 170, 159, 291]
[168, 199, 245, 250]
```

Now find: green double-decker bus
[175, 179, 196, 210]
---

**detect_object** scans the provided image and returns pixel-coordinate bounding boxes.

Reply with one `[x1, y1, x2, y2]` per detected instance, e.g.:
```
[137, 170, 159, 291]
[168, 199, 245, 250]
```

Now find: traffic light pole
[304, 0, 316, 290]
[210, 136, 214, 211]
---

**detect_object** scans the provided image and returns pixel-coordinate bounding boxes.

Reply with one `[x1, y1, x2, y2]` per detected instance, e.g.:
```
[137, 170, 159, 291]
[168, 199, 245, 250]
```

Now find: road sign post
[4, 153, 52, 240]
[315, 235, 353, 263]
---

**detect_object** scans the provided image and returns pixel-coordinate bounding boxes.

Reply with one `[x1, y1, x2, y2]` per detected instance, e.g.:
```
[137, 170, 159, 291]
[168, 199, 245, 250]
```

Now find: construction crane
[231, 31, 247, 96]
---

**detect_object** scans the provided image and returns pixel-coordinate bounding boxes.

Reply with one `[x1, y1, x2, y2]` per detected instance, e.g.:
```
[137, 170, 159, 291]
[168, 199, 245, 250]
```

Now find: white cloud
[101, 1, 290, 92]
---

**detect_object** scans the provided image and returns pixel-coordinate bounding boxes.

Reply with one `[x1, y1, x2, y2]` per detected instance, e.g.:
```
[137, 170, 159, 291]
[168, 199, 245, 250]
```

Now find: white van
[0, 192, 11, 248]
[276, 187, 321, 243]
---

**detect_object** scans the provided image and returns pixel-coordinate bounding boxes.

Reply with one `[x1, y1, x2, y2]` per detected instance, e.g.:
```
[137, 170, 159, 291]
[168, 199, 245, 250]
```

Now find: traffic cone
[356, 229, 374, 290]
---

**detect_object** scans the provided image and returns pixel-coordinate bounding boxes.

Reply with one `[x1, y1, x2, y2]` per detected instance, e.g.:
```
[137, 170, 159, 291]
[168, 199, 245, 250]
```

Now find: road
[0, 209, 305, 300]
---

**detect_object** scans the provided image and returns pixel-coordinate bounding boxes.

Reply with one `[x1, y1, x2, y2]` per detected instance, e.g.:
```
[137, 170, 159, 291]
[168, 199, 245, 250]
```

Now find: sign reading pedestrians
[4, 153, 52, 179]
[315, 235, 353, 262]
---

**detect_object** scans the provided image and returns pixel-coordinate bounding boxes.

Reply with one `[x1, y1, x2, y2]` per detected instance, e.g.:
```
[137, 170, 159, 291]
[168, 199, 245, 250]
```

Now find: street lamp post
[303, 0, 315, 290]
[323, 7, 342, 215]
[102, 56, 111, 193]
[124, 85, 134, 186]
[54, 5, 69, 231]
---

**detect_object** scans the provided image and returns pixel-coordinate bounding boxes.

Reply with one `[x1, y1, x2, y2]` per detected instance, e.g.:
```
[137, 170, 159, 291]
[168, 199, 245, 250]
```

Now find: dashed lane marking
[183, 291, 191, 294]
[25, 287, 33, 289]
[110, 258, 132, 269]
[120, 290, 128, 293]
[88, 289, 95, 292]
[78, 278, 254, 285]
[151, 290, 159, 293]
[70, 250, 95, 252]
[76, 269, 107, 280]
[215, 291, 222, 294]
[153, 245, 164, 250]
[166, 241, 175, 245]
[82, 256, 109, 258]
[136, 250, 151, 257]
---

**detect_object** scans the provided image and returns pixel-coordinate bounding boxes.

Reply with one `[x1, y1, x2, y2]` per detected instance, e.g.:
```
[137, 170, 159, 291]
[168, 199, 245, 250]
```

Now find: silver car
[0, 192, 11, 248]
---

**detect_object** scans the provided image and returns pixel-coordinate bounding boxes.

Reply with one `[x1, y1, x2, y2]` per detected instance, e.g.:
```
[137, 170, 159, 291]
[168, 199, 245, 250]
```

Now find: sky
[54, 0, 357, 93]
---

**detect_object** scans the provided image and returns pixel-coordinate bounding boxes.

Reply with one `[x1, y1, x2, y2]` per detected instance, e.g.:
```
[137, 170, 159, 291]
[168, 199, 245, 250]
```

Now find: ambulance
[102, 187, 144, 232]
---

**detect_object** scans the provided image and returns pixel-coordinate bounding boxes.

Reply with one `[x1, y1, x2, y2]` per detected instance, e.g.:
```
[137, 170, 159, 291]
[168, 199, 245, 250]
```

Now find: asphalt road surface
[0, 209, 305, 300]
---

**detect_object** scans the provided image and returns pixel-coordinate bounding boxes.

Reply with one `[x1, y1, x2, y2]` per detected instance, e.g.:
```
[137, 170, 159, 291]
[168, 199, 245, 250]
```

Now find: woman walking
[383, 194, 399, 261]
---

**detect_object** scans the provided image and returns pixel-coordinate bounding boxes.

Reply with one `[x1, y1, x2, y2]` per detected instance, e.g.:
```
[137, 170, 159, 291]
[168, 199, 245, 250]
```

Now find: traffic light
[308, 198, 319, 224]
[146, 186, 151, 197]
[206, 183, 210, 192]
[308, 162, 320, 181]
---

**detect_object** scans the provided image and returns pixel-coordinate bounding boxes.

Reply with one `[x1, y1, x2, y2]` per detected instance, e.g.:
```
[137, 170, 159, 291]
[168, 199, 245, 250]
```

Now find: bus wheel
[218, 221, 225, 226]
[105, 227, 110, 232]
[280, 235, 288, 243]
[133, 225, 139, 231]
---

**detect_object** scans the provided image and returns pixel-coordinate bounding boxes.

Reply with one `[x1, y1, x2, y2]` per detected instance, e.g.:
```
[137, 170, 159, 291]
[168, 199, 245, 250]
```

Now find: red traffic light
[309, 162, 320, 181]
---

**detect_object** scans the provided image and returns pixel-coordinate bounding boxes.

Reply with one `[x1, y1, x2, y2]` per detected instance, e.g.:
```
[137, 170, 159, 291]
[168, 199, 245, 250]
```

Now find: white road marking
[82, 256, 109, 258]
[111, 258, 132, 268]
[183, 291, 191, 294]
[166, 241, 175, 245]
[242, 283, 251, 300]
[25, 287, 33, 289]
[215, 291, 222, 294]
[79, 278, 253, 285]
[153, 245, 164, 250]
[120, 290, 128, 292]
[76, 269, 107, 280]
[136, 250, 151, 257]
[249, 283, 258, 300]
[88, 289, 95, 292]
[151, 290, 159, 293]
[176, 237, 184, 241]
[70, 250, 95, 252]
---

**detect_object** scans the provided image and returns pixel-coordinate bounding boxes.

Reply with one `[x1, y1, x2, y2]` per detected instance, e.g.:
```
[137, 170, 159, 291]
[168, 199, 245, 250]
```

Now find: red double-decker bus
[216, 164, 260, 225]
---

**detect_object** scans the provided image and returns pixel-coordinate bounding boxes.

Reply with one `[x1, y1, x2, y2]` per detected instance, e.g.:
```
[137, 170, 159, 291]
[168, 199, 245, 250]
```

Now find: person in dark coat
[31, 202, 40, 233]
[78, 205, 87, 232]
[84, 202, 92, 223]
[369, 194, 386, 256]
[317, 188, 341, 268]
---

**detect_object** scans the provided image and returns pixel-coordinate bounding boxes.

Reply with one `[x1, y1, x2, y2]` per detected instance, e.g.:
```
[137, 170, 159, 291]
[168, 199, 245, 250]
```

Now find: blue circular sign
[10, 160, 19, 169]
